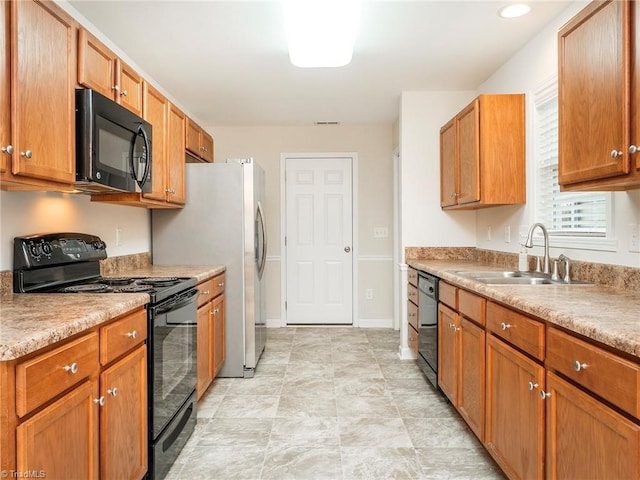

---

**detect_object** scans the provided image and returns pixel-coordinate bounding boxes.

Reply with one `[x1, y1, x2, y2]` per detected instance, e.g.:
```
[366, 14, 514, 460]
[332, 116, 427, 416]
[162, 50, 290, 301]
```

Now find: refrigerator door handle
[256, 201, 267, 280]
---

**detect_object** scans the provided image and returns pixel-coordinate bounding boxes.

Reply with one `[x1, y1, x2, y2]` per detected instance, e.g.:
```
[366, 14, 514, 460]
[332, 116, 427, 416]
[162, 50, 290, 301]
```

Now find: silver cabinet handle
[94, 396, 106, 406]
[20, 150, 32, 159]
[573, 360, 588, 372]
[630, 145, 638, 154]
[64, 362, 79, 374]
[203, 290, 210, 295]
[120, 90, 128, 97]
[1, 145, 13, 154]
[107, 387, 119, 397]
[611, 149, 623, 158]
[500, 322, 511, 331]
[127, 330, 138, 339]
[528, 381, 538, 391]
[218, 282, 224, 287]
[111, 85, 120, 92]
[344, 246, 351, 253]
[540, 390, 551, 400]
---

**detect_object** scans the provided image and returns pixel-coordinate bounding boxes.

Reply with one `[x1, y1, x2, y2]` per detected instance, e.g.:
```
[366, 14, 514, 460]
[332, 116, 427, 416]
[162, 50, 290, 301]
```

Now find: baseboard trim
[397, 345, 417, 360]
[356, 318, 393, 328]
[266, 318, 284, 328]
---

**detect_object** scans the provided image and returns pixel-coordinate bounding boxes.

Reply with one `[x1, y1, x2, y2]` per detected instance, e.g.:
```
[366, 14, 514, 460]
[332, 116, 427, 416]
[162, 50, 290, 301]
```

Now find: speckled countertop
[408, 259, 640, 359]
[0, 265, 225, 361]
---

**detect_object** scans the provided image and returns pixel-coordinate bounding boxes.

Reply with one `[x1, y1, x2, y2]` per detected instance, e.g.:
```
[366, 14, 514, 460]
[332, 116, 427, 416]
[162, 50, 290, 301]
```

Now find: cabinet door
[633, 0, 640, 172]
[116, 59, 143, 116]
[458, 317, 485, 442]
[143, 82, 168, 202]
[196, 303, 213, 400]
[546, 371, 640, 480]
[437, 303, 458, 403]
[1, 0, 9, 174]
[16, 380, 99, 479]
[202, 131, 214, 162]
[11, 0, 75, 184]
[457, 100, 480, 205]
[440, 119, 457, 207]
[212, 294, 225, 376]
[186, 118, 201, 157]
[559, 0, 629, 185]
[167, 103, 186, 205]
[485, 335, 545, 480]
[78, 27, 117, 99]
[100, 345, 147, 480]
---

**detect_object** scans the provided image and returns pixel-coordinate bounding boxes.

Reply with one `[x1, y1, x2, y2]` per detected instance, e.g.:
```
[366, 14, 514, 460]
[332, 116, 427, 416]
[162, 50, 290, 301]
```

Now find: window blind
[535, 84, 607, 236]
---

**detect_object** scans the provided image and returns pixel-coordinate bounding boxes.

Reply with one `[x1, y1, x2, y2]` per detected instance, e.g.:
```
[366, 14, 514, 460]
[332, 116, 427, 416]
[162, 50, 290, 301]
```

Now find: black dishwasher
[417, 272, 439, 389]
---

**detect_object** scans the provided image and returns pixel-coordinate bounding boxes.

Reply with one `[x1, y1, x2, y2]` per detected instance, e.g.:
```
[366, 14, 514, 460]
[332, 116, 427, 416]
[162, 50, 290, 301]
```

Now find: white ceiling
[67, 0, 573, 126]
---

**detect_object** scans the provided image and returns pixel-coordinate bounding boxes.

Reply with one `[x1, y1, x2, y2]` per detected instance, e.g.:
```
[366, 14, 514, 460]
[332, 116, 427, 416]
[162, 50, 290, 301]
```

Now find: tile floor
[166, 327, 505, 480]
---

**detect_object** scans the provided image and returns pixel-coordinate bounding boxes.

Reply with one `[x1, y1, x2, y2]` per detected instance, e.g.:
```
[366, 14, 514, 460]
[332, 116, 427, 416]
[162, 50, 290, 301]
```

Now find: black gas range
[13, 233, 199, 480]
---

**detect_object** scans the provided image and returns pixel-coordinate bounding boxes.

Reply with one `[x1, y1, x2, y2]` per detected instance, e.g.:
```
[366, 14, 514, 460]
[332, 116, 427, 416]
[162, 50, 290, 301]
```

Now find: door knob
[344, 246, 351, 253]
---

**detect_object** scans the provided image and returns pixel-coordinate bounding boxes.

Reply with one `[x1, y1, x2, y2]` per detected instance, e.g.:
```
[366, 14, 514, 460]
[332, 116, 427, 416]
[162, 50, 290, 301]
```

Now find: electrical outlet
[116, 228, 123, 246]
[504, 226, 511, 243]
[486, 227, 492, 241]
[365, 288, 373, 300]
[630, 224, 640, 252]
[373, 227, 388, 238]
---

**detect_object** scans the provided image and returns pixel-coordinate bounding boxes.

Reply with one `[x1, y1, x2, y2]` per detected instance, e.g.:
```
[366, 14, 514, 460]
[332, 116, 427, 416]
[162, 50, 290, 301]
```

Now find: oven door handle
[154, 288, 199, 315]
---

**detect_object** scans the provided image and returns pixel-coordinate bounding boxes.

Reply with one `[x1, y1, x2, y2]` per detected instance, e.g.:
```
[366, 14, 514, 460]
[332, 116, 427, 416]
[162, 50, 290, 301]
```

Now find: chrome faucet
[524, 223, 551, 275]
[558, 254, 571, 283]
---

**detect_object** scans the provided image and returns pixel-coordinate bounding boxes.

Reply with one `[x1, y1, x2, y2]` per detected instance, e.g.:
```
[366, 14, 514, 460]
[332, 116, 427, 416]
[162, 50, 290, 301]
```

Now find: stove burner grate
[62, 283, 112, 293]
[118, 285, 155, 293]
[137, 277, 180, 287]
[103, 277, 135, 286]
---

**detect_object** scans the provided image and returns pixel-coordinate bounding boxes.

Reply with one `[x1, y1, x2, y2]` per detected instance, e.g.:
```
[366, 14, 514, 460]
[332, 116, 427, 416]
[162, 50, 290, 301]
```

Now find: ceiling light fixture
[282, 0, 362, 68]
[498, 3, 531, 18]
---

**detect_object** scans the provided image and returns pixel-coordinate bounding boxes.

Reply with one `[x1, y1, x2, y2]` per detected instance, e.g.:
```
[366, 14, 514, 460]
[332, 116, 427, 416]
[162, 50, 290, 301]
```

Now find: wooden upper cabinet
[440, 119, 457, 207]
[142, 81, 169, 202]
[440, 94, 526, 209]
[78, 28, 143, 116]
[1, 0, 9, 174]
[167, 103, 187, 204]
[186, 117, 214, 162]
[10, 0, 75, 185]
[559, 0, 640, 190]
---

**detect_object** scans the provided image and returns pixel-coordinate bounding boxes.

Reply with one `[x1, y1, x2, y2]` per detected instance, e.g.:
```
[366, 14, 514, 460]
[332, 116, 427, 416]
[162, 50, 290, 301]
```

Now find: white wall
[207, 125, 395, 326]
[0, 191, 150, 269]
[475, 0, 640, 268]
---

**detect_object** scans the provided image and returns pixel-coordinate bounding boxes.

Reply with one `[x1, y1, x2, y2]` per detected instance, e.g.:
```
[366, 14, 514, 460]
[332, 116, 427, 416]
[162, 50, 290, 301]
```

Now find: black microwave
[75, 89, 152, 194]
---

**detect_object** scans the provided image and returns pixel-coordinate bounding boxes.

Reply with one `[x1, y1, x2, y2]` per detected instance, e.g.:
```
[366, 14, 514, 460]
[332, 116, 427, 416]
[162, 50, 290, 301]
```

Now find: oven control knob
[41, 243, 52, 255]
[29, 244, 42, 257]
[93, 240, 106, 250]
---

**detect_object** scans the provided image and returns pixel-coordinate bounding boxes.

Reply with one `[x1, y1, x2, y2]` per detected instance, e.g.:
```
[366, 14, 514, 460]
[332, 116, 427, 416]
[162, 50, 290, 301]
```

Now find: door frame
[280, 152, 359, 327]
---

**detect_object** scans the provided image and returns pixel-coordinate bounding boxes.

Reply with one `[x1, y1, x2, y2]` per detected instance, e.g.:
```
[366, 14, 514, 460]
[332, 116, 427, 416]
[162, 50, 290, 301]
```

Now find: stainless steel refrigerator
[151, 159, 267, 378]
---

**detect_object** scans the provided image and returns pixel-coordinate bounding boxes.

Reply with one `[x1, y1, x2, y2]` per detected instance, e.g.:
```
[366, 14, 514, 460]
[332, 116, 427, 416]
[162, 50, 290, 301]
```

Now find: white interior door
[285, 156, 353, 324]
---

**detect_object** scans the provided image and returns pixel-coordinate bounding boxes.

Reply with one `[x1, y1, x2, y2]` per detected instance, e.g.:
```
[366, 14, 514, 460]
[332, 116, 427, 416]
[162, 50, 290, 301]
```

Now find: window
[534, 78, 608, 239]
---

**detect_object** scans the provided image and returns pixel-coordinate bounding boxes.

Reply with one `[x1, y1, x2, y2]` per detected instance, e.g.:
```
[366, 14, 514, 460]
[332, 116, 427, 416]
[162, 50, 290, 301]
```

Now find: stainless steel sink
[451, 270, 591, 286]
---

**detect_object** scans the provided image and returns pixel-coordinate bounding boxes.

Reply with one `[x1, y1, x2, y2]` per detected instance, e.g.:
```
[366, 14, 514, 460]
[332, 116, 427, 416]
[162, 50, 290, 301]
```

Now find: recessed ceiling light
[498, 3, 531, 18]
[282, 0, 362, 68]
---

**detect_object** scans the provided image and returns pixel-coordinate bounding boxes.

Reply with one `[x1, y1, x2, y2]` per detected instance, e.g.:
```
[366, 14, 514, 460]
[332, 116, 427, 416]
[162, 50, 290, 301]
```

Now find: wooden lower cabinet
[197, 301, 214, 398]
[438, 302, 458, 403]
[486, 334, 545, 480]
[16, 380, 99, 479]
[212, 294, 226, 377]
[545, 371, 640, 480]
[458, 317, 485, 441]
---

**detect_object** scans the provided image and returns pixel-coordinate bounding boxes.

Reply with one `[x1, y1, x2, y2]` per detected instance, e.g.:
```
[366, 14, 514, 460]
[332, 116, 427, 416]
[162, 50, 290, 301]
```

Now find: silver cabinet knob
[500, 322, 511, 331]
[127, 330, 138, 339]
[629, 145, 638, 154]
[20, 150, 32, 159]
[120, 90, 128, 97]
[111, 85, 120, 92]
[107, 387, 119, 397]
[94, 396, 106, 406]
[540, 390, 551, 400]
[64, 362, 79, 374]
[1, 145, 13, 154]
[218, 282, 224, 287]
[203, 290, 210, 295]
[573, 360, 588, 372]
[611, 149, 623, 158]
[344, 246, 351, 253]
[528, 381, 539, 391]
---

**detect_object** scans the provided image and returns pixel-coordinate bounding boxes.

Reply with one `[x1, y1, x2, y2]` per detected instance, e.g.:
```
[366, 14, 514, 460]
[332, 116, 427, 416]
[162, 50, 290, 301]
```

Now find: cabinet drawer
[16, 332, 100, 417]
[407, 283, 418, 306]
[211, 273, 226, 298]
[486, 302, 544, 361]
[196, 279, 214, 307]
[547, 327, 640, 418]
[407, 300, 418, 331]
[439, 281, 458, 310]
[458, 289, 485, 326]
[100, 308, 147, 365]
[408, 268, 418, 287]
[408, 324, 419, 356]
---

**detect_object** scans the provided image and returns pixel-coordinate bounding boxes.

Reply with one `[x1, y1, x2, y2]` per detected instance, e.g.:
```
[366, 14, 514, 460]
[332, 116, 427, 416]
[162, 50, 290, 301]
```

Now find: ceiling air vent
[314, 121, 340, 125]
